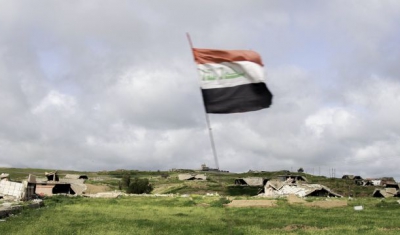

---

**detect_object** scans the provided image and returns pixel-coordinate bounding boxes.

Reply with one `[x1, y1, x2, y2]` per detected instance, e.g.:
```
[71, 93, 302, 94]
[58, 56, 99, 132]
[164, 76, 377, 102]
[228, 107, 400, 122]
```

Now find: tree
[127, 178, 153, 194]
[121, 173, 131, 189]
[297, 167, 304, 173]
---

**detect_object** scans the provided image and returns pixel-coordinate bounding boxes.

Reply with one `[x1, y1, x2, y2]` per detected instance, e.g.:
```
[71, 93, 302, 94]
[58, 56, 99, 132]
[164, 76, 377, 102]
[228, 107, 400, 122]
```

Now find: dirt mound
[226, 200, 277, 208]
[308, 200, 347, 208]
[287, 194, 306, 204]
[287, 194, 347, 208]
[85, 184, 111, 194]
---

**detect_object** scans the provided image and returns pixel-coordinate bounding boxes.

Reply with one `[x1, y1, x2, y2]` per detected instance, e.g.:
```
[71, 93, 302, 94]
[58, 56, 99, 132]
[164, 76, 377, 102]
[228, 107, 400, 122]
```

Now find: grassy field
[1, 196, 400, 235]
[1, 167, 394, 234]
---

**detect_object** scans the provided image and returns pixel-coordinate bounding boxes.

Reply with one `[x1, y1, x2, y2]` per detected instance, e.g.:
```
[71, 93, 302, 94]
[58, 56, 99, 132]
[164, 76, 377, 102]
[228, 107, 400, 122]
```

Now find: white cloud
[32, 90, 76, 116]
[304, 107, 358, 138]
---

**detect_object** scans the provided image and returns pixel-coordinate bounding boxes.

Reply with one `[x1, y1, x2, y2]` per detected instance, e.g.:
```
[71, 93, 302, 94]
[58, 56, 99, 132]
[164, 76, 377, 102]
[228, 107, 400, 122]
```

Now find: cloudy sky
[1, 1, 400, 180]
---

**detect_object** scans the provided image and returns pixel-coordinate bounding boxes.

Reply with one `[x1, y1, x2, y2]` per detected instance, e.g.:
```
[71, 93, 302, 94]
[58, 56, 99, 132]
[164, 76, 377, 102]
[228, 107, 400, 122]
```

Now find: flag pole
[186, 33, 220, 170]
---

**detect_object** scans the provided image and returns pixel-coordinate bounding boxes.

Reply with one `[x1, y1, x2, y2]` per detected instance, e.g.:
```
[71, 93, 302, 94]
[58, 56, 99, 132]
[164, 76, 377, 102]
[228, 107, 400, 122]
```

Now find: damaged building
[178, 174, 207, 181]
[351, 176, 397, 187]
[35, 171, 87, 196]
[259, 176, 342, 198]
[372, 183, 400, 198]
[234, 177, 268, 186]
[1, 171, 88, 199]
[0, 173, 37, 200]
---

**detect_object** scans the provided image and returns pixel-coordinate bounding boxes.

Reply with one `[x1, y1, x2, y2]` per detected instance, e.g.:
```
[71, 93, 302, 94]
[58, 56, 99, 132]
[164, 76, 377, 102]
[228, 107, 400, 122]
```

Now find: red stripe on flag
[193, 48, 263, 66]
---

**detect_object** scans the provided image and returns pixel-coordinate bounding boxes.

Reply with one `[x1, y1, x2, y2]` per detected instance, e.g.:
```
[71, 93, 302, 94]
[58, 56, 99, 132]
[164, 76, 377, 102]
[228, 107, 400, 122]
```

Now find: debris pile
[259, 176, 342, 198]
[178, 174, 207, 181]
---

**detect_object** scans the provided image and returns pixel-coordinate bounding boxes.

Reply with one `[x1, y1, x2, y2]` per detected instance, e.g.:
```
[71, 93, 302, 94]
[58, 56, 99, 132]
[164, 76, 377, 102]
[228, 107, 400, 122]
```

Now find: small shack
[234, 177, 268, 186]
[342, 175, 363, 180]
[34, 171, 87, 196]
[36, 182, 75, 196]
[372, 183, 400, 198]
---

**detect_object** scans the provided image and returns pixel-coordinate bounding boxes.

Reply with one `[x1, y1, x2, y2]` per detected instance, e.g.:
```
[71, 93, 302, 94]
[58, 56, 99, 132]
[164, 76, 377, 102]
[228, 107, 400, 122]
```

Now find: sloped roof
[178, 174, 194, 180]
[70, 183, 87, 195]
[0, 173, 9, 179]
[60, 178, 85, 184]
[265, 179, 286, 190]
[235, 177, 264, 186]
[372, 188, 399, 198]
[342, 175, 362, 180]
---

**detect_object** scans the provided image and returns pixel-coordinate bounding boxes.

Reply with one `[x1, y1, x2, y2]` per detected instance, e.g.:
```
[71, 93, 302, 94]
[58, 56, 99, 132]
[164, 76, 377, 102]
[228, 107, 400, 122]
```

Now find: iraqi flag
[193, 48, 273, 114]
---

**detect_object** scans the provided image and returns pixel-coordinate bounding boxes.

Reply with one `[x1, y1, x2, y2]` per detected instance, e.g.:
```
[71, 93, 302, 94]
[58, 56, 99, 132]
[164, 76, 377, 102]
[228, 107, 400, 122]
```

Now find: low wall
[0, 181, 24, 199]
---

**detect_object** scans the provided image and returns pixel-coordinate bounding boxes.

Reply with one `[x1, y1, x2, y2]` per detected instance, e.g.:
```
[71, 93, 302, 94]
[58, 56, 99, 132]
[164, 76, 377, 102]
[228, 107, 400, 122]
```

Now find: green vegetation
[118, 173, 153, 194]
[127, 178, 153, 194]
[1, 167, 400, 234]
[1, 196, 400, 234]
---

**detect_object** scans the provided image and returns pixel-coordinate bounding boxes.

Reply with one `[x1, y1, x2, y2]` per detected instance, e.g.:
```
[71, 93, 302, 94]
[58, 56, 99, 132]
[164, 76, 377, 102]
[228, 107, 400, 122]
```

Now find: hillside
[0, 167, 377, 197]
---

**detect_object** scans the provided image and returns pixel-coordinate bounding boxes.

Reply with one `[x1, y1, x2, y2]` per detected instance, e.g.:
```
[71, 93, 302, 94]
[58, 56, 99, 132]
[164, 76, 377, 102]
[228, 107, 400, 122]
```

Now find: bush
[127, 178, 153, 194]
[210, 197, 231, 207]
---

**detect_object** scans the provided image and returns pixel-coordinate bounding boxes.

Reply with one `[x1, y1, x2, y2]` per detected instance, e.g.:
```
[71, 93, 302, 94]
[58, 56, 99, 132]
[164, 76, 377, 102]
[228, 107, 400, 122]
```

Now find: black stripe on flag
[201, 83, 273, 114]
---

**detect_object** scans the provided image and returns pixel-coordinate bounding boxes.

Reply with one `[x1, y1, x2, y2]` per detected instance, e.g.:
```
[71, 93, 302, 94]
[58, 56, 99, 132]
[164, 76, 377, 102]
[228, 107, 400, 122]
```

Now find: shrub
[127, 178, 153, 194]
[210, 197, 231, 207]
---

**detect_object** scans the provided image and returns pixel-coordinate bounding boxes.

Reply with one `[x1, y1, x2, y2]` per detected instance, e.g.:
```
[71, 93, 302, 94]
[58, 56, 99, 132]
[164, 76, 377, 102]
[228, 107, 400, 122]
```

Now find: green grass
[1, 196, 400, 234]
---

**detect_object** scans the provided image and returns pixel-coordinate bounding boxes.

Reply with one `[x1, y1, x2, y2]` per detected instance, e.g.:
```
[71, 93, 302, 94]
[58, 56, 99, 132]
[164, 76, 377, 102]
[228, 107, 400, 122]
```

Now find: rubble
[178, 174, 207, 180]
[372, 187, 400, 198]
[0, 199, 43, 219]
[259, 176, 342, 198]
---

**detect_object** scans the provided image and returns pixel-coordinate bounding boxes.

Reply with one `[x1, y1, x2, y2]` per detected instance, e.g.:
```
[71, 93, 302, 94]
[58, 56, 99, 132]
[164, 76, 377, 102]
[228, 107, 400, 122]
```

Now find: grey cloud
[1, 1, 400, 181]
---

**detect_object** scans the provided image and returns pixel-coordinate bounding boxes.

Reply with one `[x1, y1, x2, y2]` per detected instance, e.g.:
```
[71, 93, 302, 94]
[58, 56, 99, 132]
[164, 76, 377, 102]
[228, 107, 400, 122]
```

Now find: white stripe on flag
[198, 61, 264, 89]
